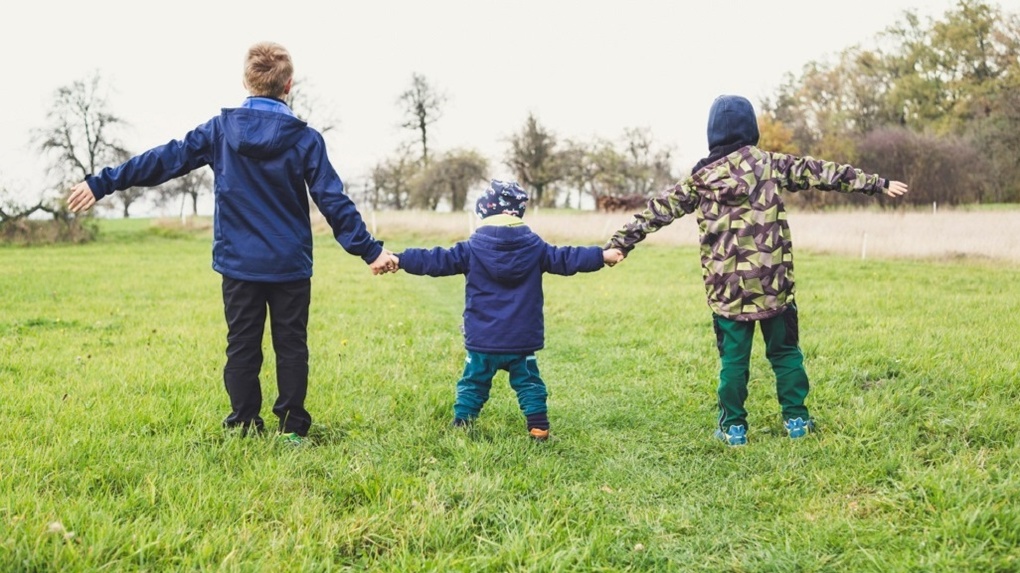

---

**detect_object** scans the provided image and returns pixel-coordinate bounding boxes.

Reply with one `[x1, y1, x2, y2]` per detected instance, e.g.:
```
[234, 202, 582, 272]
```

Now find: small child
[67, 42, 395, 444]
[393, 180, 624, 440]
[606, 94, 908, 446]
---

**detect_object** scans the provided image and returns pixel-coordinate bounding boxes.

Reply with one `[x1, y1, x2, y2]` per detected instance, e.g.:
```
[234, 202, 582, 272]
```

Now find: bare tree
[398, 73, 446, 168]
[620, 127, 676, 196]
[33, 71, 140, 216]
[409, 150, 488, 211]
[504, 113, 563, 208]
[155, 168, 212, 218]
[369, 144, 420, 210]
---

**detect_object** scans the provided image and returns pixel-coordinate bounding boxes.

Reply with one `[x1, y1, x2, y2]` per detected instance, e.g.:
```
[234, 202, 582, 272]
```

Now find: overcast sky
[3, 0, 1018, 214]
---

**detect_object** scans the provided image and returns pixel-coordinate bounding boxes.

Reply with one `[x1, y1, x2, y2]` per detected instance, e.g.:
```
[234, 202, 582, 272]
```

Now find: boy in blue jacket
[394, 180, 624, 440]
[67, 42, 396, 444]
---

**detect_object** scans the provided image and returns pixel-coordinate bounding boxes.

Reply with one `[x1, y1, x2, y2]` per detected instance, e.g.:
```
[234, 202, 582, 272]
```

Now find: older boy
[67, 41, 395, 444]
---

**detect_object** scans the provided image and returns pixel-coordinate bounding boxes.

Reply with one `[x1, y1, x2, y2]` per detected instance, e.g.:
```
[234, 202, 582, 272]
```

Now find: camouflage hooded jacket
[606, 145, 887, 321]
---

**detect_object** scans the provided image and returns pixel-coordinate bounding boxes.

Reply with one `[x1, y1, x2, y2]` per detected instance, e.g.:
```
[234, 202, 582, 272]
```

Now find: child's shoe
[784, 417, 814, 439]
[451, 418, 471, 428]
[714, 424, 747, 446]
[528, 428, 550, 442]
[277, 432, 305, 447]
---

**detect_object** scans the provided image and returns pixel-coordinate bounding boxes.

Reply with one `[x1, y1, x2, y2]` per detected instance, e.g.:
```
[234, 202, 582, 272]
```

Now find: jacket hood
[707, 95, 759, 149]
[693, 95, 760, 173]
[221, 108, 308, 159]
[470, 225, 542, 286]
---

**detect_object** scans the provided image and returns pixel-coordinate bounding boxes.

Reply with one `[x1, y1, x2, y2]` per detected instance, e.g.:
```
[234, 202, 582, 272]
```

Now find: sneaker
[529, 428, 550, 442]
[714, 424, 747, 446]
[277, 432, 305, 446]
[784, 417, 815, 439]
[451, 418, 471, 428]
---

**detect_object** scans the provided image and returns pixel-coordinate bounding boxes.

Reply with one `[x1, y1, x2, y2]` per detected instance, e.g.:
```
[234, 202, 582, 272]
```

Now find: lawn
[0, 217, 1018, 571]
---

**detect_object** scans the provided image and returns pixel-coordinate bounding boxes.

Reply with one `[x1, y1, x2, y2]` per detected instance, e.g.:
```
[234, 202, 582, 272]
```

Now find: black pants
[221, 276, 312, 436]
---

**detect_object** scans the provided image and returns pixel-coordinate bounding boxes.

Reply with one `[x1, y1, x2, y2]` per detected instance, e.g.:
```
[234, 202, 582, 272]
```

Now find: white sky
[3, 0, 1017, 214]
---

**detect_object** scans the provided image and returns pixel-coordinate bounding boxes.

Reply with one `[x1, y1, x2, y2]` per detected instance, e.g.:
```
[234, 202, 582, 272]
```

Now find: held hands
[603, 248, 625, 267]
[67, 182, 98, 213]
[369, 250, 400, 275]
[884, 181, 909, 198]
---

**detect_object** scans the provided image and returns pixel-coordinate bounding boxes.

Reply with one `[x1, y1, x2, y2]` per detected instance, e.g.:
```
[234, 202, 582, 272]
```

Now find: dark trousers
[712, 304, 810, 432]
[221, 276, 312, 436]
[454, 351, 548, 422]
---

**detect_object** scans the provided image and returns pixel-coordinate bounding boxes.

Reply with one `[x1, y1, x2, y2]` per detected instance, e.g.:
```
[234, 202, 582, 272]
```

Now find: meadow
[1, 212, 1018, 572]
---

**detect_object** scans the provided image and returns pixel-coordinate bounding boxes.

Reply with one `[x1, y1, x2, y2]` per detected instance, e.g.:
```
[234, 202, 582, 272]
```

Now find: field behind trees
[1, 215, 1018, 571]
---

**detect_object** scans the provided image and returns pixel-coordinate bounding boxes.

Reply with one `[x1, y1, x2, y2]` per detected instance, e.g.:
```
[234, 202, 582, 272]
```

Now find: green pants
[712, 304, 809, 432]
[454, 351, 547, 421]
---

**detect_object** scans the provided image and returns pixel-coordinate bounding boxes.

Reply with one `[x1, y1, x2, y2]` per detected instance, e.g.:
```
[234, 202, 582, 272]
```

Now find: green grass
[1, 219, 1018, 572]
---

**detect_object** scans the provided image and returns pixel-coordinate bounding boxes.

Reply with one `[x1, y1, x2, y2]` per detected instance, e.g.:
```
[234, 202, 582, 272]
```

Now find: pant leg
[222, 277, 268, 432]
[506, 354, 548, 418]
[267, 279, 312, 436]
[713, 314, 755, 432]
[454, 351, 496, 420]
[761, 303, 810, 421]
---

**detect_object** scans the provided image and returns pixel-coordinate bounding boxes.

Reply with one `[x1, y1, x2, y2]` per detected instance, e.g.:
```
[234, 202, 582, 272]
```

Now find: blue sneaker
[714, 424, 747, 446]
[784, 417, 815, 439]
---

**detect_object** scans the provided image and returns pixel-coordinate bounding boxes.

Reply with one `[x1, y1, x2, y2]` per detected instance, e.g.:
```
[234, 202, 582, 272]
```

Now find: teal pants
[712, 304, 810, 432]
[454, 351, 547, 421]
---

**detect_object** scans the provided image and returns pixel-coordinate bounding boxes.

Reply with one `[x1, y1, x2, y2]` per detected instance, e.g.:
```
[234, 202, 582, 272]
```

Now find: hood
[221, 107, 308, 159]
[470, 225, 543, 286]
[693, 95, 760, 173]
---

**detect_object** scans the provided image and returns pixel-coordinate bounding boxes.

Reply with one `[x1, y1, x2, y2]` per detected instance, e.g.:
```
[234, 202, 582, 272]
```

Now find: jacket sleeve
[604, 180, 699, 253]
[399, 242, 469, 277]
[769, 151, 887, 195]
[305, 133, 384, 264]
[542, 245, 604, 276]
[86, 119, 216, 199]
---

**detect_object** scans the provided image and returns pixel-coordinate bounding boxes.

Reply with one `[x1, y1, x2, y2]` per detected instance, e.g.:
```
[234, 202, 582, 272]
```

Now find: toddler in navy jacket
[395, 180, 624, 440]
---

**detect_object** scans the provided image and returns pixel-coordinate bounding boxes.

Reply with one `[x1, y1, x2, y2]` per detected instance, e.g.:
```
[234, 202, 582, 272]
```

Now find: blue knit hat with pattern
[475, 179, 528, 219]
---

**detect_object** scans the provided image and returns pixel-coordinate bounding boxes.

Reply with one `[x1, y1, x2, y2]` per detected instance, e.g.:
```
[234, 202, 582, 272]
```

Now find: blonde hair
[243, 42, 293, 98]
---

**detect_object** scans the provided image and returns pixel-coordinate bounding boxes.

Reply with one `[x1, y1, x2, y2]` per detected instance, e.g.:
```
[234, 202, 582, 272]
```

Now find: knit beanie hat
[475, 179, 528, 219]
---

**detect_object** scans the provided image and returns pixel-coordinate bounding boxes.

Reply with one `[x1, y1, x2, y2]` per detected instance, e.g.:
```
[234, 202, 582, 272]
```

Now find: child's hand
[885, 181, 909, 197]
[67, 181, 97, 213]
[603, 248, 625, 267]
[369, 250, 399, 275]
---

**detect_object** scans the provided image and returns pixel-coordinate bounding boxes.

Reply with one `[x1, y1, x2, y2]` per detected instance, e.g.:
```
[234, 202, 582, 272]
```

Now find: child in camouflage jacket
[606, 94, 908, 446]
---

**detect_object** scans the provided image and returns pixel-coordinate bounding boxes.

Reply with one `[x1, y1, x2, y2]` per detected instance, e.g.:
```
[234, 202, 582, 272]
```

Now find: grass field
[1, 215, 1018, 571]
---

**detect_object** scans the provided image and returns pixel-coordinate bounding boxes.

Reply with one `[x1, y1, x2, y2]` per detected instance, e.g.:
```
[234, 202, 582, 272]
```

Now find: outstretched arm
[306, 134, 384, 265]
[67, 120, 215, 212]
[770, 151, 889, 195]
[398, 243, 469, 277]
[542, 245, 605, 275]
[604, 180, 698, 255]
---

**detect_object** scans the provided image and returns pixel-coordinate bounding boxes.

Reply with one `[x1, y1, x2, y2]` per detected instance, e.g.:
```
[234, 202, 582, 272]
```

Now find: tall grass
[0, 217, 1018, 571]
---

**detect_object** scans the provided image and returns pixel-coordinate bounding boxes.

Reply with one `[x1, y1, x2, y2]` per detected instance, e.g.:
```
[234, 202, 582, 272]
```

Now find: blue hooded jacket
[398, 224, 604, 354]
[86, 97, 383, 281]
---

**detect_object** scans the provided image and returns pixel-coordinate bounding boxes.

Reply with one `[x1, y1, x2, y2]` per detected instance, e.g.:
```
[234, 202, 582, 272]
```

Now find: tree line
[2, 0, 1017, 240]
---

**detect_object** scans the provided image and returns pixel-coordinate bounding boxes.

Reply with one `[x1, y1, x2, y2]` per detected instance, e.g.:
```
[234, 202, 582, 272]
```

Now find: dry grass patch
[326, 208, 1020, 264]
